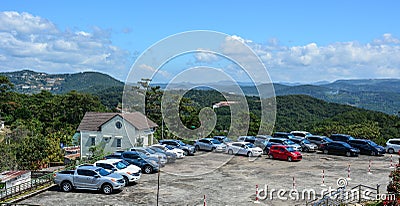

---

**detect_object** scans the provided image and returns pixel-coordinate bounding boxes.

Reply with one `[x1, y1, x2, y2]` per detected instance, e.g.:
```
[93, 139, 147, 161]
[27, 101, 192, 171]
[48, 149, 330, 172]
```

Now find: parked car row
[54, 133, 390, 194]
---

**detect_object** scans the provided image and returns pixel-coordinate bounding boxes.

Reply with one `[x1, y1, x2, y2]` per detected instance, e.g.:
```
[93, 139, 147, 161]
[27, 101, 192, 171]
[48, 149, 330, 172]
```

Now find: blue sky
[1, 0, 400, 83]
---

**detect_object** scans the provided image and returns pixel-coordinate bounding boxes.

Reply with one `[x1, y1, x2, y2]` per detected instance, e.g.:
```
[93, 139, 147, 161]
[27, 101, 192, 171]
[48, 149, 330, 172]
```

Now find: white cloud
[0, 11, 130, 80]
[194, 49, 219, 62]
[138, 64, 171, 78]
[219, 34, 400, 83]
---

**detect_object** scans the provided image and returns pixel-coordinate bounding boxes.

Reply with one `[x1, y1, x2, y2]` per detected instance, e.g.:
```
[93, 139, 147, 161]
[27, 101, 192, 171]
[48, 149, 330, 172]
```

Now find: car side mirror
[111, 168, 117, 173]
[94, 174, 100, 178]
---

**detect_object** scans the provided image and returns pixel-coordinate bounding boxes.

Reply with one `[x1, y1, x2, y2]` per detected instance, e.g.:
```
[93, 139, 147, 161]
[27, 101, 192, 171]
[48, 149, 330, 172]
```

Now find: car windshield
[367, 140, 379, 147]
[177, 140, 186, 146]
[285, 140, 296, 145]
[302, 139, 311, 144]
[323, 137, 333, 142]
[137, 153, 148, 159]
[342, 142, 352, 148]
[96, 168, 111, 176]
[212, 139, 221, 144]
[145, 148, 156, 154]
[165, 145, 174, 150]
[151, 147, 164, 153]
[286, 147, 296, 152]
[120, 159, 130, 166]
[113, 161, 127, 169]
[288, 134, 295, 138]
[245, 143, 255, 148]
[224, 138, 233, 143]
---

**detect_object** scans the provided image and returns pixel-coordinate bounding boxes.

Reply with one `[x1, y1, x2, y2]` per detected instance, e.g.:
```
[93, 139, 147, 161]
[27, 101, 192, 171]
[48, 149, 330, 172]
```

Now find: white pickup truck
[53, 165, 125, 194]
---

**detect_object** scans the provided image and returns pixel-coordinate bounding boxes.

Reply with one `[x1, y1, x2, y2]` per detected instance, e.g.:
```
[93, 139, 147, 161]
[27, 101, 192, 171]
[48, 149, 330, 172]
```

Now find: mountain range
[1, 70, 399, 115]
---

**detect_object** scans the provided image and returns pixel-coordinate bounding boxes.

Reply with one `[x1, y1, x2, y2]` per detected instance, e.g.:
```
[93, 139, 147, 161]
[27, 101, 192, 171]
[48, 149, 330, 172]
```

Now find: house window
[116, 139, 122, 148]
[91, 137, 96, 146]
[115, 121, 122, 129]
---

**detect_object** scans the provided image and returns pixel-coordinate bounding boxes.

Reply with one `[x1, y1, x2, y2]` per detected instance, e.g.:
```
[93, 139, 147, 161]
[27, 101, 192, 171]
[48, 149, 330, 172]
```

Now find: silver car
[194, 138, 227, 152]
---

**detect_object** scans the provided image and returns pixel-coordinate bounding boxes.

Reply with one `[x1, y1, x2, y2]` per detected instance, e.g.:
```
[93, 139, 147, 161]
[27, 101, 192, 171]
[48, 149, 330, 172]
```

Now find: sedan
[320, 141, 360, 157]
[194, 138, 227, 152]
[226, 142, 263, 157]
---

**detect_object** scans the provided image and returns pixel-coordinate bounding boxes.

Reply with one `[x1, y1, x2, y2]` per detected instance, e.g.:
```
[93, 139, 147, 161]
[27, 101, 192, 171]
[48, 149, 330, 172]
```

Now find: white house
[77, 112, 158, 159]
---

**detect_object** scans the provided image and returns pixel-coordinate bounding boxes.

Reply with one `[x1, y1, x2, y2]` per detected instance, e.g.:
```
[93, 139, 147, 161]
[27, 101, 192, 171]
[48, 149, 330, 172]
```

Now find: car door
[276, 147, 285, 159]
[74, 169, 88, 188]
[230, 143, 240, 154]
[85, 170, 100, 189]
[200, 139, 210, 150]
[328, 143, 339, 154]
[238, 144, 248, 155]
[75, 169, 98, 189]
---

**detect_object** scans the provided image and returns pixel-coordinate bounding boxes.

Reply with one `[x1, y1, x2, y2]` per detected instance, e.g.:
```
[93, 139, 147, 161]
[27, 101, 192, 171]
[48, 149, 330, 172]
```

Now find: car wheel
[183, 150, 189, 156]
[210, 147, 215, 152]
[228, 149, 233, 155]
[144, 165, 153, 174]
[123, 176, 129, 186]
[388, 148, 395, 154]
[102, 183, 113, 194]
[346, 151, 351, 157]
[195, 145, 200, 152]
[304, 147, 309, 152]
[61, 181, 73, 192]
[268, 154, 274, 159]
[371, 151, 376, 156]
[287, 156, 293, 162]
[247, 151, 252, 157]
[323, 149, 329, 154]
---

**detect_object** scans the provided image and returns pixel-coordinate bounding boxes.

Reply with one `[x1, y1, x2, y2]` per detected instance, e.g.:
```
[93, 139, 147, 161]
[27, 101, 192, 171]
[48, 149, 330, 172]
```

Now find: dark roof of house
[77, 112, 158, 131]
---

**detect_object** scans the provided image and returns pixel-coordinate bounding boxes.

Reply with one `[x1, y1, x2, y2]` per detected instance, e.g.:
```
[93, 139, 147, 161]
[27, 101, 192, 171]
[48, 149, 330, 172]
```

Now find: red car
[268, 145, 302, 162]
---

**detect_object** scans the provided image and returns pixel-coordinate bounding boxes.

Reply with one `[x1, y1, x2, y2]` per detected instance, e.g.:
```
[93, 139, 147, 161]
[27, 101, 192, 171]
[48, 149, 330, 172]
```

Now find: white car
[385, 139, 400, 154]
[151, 144, 185, 159]
[94, 159, 142, 186]
[226, 142, 263, 157]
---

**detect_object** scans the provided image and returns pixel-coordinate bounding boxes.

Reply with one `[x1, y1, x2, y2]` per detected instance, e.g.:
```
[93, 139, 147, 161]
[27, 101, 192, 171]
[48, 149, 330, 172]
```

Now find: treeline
[0, 76, 107, 171]
[177, 90, 400, 145]
[1, 75, 400, 171]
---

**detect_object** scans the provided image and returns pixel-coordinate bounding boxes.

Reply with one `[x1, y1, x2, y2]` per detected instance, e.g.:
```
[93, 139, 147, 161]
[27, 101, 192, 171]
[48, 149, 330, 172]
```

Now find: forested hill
[2, 70, 400, 115]
[0, 70, 123, 94]
[181, 90, 400, 145]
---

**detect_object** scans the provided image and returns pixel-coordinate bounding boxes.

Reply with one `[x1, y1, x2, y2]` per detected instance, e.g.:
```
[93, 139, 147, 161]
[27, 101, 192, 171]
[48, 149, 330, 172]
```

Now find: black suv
[320, 141, 360, 157]
[329, 134, 355, 143]
[348, 139, 385, 156]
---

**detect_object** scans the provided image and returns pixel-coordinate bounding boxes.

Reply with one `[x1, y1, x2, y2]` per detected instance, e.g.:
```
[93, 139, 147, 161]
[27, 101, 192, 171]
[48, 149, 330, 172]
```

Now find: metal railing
[0, 173, 53, 202]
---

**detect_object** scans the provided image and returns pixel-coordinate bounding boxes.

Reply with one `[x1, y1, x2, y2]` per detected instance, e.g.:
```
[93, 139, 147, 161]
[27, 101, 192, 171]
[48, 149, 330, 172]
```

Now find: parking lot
[20, 151, 396, 205]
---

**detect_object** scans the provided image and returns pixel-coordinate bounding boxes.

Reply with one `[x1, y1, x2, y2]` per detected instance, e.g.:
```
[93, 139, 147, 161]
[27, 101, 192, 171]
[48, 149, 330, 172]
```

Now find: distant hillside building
[212, 101, 237, 109]
[77, 112, 158, 159]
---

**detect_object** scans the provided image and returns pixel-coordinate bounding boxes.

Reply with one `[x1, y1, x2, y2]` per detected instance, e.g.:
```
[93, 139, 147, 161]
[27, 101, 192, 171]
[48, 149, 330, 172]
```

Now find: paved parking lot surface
[20, 151, 396, 205]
